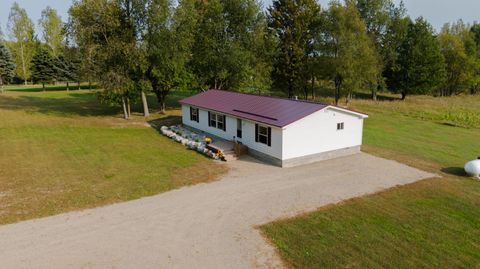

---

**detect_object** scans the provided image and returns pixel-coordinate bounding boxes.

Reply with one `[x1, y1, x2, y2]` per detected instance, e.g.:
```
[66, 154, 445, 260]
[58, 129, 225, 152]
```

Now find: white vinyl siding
[182, 105, 364, 162]
[182, 105, 282, 159]
[282, 108, 364, 160]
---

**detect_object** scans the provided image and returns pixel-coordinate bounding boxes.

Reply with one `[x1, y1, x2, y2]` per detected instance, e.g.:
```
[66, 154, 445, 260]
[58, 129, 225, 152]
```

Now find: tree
[30, 46, 55, 90]
[382, 2, 410, 92]
[221, 0, 274, 93]
[70, 0, 149, 119]
[268, 0, 321, 98]
[0, 43, 16, 92]
[356, 0, 395, 100]
[54, 54, 79, 90]
[190, 0, 268, 92]
[145, 0, 197, 113]
[117, 0, 151, 118]
[469, 23, 480, 95]
[438, 21, 478, 96]
[393, 17, 446, 99]
[39, 6, 65, 57]
[191, 0, 230, 90]
[356, 0, 393, 43]
[62, 47, 82, 90]
[7, 2, 35, 85]
[319, 0, 381, 105]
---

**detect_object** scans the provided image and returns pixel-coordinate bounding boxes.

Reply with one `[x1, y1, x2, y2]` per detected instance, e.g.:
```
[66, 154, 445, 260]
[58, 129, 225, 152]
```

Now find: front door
[236, 119, 242, 139]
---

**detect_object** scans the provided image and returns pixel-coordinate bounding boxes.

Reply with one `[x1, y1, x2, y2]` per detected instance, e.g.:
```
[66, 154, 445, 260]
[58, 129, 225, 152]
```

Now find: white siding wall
[182, 105, 282, 159]
[238, 119, 282, 160]
[282, 107, 364, 160]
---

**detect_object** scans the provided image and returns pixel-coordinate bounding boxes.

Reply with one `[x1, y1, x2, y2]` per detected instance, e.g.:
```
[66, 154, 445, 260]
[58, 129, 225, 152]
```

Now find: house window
[337, 122, 344, 130]
[255, 124, 271, 146]
[190, 107, 199, 122]
[237, 119, 242, 138]
[209, 112, 226, 131]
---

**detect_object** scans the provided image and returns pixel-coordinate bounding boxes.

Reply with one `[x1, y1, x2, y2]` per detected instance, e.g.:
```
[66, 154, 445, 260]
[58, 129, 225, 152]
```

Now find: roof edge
[326, 105, 369, 118]
[180, 102, 285, 128]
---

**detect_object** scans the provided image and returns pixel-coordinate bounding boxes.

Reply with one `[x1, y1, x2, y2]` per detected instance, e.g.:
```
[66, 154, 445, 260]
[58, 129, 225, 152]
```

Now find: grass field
[262, 94, 480, 268]
[2, 84, 480, 267]
[0, 85, 226, 224]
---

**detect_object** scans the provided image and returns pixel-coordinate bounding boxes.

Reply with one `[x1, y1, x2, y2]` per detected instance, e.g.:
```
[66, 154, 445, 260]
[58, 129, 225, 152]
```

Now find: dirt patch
[172, 161, 229, 187]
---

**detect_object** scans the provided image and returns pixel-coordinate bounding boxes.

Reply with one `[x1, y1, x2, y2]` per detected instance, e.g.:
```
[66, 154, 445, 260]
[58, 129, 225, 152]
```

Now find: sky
[0, 0, 479, 39]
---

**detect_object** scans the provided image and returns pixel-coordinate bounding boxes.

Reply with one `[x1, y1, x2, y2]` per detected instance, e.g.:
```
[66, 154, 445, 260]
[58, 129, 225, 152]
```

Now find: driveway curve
[0, 153, 434, 269]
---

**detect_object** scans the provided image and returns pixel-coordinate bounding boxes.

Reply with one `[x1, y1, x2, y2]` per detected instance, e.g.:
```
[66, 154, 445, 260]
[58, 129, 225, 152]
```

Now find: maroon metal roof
[179, 90, 330, 128]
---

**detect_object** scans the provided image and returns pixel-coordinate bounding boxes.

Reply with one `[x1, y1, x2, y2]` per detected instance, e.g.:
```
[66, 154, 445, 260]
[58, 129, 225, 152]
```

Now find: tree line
[0, 3, 82, 91]
[0, 0, 479, 119]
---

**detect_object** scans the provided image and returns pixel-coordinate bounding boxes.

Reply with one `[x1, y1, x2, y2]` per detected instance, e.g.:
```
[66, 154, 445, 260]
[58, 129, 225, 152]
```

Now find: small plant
[217, 150, 226, 161]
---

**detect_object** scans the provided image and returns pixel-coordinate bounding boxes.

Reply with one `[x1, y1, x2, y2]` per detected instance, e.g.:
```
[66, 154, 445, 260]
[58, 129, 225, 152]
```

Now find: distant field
[0, 85, 225, 224]
[262, 94, 480, 268]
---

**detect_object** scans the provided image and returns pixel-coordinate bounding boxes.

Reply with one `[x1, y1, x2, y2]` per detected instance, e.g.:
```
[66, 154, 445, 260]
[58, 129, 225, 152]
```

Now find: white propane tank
[465, 157, 480, 178]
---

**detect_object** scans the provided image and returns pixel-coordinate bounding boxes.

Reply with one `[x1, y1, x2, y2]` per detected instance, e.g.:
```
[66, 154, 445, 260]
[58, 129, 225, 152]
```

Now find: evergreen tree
[470, 23, 480, 50]
[63, 47, 82, 90]
[53, 54, 80, 90]
[30, 46, 55, 90]
[0, 43, 16, 92]
[268, 0, 321, 98]
[393, 17, 446, 99]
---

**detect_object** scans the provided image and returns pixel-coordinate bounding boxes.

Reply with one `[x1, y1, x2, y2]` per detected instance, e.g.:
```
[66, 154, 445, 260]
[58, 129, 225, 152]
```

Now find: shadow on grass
[306, 85, 403, 102]
[6, 84, 97, 92]
[353, 91, 402, 101]
[148, 116, 183, 131]
[441, 167, 467, 177]
[0, 92, 119, 117]
[0, 89, 197, 118]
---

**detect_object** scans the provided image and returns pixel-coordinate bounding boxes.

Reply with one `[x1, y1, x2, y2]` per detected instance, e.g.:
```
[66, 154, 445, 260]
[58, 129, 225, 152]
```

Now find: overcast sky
[1, 0, 479, 39]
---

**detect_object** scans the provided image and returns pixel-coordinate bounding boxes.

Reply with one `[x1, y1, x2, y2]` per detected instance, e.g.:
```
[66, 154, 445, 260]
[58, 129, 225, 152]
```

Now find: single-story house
[179, 90, 368, 167]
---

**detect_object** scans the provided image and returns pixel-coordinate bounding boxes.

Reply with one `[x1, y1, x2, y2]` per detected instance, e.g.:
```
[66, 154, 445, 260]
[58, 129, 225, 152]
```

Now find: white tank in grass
[465, 158, 480, 178]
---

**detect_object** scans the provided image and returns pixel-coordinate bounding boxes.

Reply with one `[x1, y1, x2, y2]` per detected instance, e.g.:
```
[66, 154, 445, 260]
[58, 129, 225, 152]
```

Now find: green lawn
[261, 94, 480, 269]
[0, 86, 226, 224]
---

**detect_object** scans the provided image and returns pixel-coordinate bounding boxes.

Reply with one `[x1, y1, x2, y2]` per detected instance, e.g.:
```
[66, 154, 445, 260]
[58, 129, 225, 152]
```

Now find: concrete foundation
[281, 146, 361, 167]
[182, 124, 361, 168]
[248, 148, 283, 167]
[250, 146, 361, 168]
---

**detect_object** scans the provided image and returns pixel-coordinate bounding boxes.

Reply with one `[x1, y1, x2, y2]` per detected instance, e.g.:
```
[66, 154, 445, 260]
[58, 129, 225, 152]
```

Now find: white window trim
[210, 112, 225, 130]
[190, 107, 199, 122]
[256, 125, 270, 145]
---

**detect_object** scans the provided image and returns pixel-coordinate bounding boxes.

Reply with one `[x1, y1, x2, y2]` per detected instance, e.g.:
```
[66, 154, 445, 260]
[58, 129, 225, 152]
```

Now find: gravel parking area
[0, 153, 434, 269]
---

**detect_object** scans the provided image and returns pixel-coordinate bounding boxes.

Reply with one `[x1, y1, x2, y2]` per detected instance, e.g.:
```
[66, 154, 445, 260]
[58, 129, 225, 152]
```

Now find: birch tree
[39, 6, 65, 57]
[7, 2, 35, 85]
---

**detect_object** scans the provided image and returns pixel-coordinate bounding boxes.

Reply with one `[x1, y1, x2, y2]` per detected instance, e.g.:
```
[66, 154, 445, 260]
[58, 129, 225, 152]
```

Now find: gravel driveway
[0, 153, 434, 269]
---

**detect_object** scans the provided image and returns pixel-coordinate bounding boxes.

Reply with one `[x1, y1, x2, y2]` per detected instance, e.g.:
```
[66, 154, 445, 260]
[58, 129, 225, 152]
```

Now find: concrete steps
[223, 149, 237, 162]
